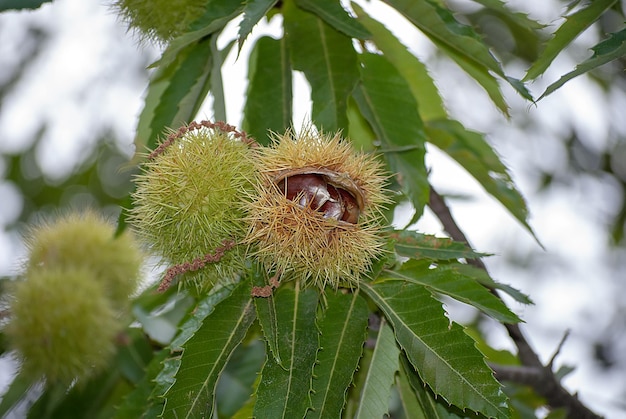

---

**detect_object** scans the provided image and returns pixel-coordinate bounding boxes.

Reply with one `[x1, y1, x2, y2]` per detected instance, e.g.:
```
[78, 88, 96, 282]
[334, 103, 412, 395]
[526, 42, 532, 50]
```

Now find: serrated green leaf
[354, 318, 399, 419]
[283, 0, 359, 132]
[384, 0, 499, 75]
[525, 0, 617, 81]
[384, 0, 532, 102]
[0, 0, 50, 11]
[456, 264, 533, 305]
[471, 0, 546, 33]
[238, 0, 279, 52]
[307, 291, 368, 419]
[390, 230, 490, 261]
[425, 118, 538, 241]
[396, 366, 427, 419]
[254, 277, 283, 366]
[254, 285, 319, 418]
[353, 3, 447, 121]
[151, 0, 244, 70]
[399, 355, 466, 418]
[242, 36, 293, 146]
[134, 36, 213, 157]
[353, 52, 429, 222]
[295, 0, 371, 39]
[362, 280, 510, 419]
[540, 27, 626, 99]
[383, 260, 521, 324]
[163, 282, 255, 418]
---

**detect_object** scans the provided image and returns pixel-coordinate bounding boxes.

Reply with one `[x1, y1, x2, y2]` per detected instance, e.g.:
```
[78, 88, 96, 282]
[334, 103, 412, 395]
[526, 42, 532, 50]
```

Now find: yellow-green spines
[26, 211, 142, 308]
[246, 129, 389, 289]
[130, 125, 257, 290]
[6, 268, 119, 383]
[114, 0, 206, 43]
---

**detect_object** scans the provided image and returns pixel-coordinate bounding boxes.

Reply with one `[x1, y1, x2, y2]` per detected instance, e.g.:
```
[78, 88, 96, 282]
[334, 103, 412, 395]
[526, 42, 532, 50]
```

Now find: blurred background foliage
[0, 0, 625, 416]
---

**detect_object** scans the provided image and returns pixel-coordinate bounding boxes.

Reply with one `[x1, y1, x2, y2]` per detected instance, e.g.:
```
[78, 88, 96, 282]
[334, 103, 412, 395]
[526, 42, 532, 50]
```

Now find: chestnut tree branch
[428, 186, 602, 419]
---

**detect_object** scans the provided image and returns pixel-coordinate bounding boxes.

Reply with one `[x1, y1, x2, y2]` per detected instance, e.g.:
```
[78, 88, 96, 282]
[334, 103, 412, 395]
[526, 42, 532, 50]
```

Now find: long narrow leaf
[254, 285, 319, 418]
[295, 0, 371, 39]
[353, 3, 447, 121]
[383, 260, 521, 324]
[283, 0, 359, 132]
[390, 230, 489, 261]
[243, 36, 293, 145]
[163, 282, 255, 418]
[540, 27, 626, 99]
[362, 281, 510, 419]
[134, 36, 213, 157]
[353, 52, 429, 222]
[354, 318, 399, 419]
[525, 0, 617, 81]
[425, 118, 537, 241]
[238, 0, 279, 51]
[307, 291, 369, 419]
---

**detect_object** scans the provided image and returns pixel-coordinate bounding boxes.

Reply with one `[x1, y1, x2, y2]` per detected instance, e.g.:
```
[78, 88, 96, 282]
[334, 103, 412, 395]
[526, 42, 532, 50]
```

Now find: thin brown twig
[428, 186, 602, 419]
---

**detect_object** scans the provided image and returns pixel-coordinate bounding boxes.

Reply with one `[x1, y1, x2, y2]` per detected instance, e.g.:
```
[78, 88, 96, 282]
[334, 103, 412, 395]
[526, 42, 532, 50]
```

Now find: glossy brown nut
[337, 187, 360, 223]
[319, 184, 344, 220]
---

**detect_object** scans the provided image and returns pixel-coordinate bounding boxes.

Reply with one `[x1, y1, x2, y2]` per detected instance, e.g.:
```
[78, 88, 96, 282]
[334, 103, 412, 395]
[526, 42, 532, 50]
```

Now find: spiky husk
[6, 268, 119, 384]
[26, 211, 142, 309]
[130, 125, 257, 290]
[113, 0, 206, 44]
[246, 128, 388, 288]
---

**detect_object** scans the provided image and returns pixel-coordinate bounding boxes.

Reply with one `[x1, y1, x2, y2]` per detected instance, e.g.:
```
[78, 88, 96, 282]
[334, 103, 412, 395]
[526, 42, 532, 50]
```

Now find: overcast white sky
[1, 0, 625, 417]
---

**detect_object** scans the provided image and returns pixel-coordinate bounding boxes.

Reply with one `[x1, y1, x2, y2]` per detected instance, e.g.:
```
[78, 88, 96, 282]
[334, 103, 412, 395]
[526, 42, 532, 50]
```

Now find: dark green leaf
[242, 36, 293, 146]
[254, 285, 319, 418]
[0, 0, 50, 11]
[283, 0, 359, 132]
[524, 0, 617, 81]
[540, 27, 626, 99]
[384, 260, 521, 324]
[307, 291, 369, 419]
[163, 282, 255, 418]
[295, 0, 371, 39]
[362, 280, 510, 418]
[134, 36, 213, 156]
[353, 52, 429, 222]
[456, 264, 533, 305]
[353, 3, 447, 121]
[238, 0, 279, 51]
[354, 319, 399, 418]
[399, 355, 466, 418]
[425, 118, 537, 241]
[254, 271, 284, 366]
[210, 36, 234, 122]
[151, 1, 244, 70]
[390, 230, 490, 261]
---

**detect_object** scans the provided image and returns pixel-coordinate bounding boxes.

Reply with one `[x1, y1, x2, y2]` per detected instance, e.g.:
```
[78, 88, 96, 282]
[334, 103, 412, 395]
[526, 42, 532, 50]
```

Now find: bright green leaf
[456, 264, 533, 305]
[383, 259, 521, 324]
[163, 282, 255, 418]
[243, 36, 293, 145]
[307, 291, 369, 419]
[425, 118, 537, 241]
[283, 0, 359, 132]
[390, 230, 490, 261]
[134, 36, 213, 158]
[362, 280, 510, 418]
[353, 3, 447, 121]
[524, 0, 617, 81]
[238, 0, 279, 52]
[354, 319, 399, 419]
[540, 27, 626, 99]
[295, 0, 371, 39]
[353, 52, 429, 222]
[254, 285, 319, 418]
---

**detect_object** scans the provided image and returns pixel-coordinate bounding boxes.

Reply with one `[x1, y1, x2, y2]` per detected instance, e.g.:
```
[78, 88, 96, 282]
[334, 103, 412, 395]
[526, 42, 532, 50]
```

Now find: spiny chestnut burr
[245, 128, 389, 289]
[130, 121, 257, 291]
